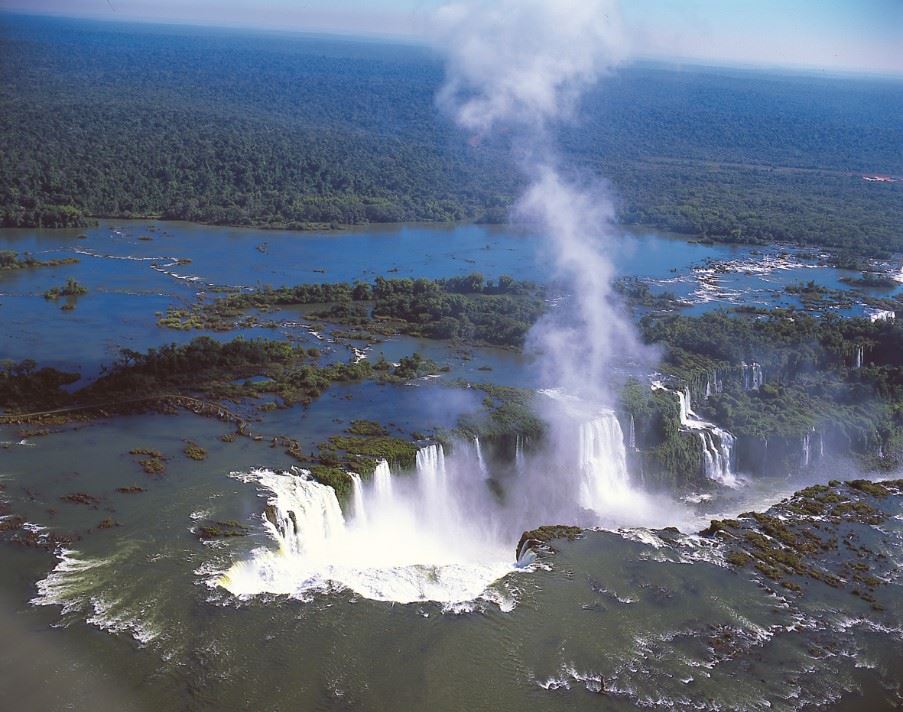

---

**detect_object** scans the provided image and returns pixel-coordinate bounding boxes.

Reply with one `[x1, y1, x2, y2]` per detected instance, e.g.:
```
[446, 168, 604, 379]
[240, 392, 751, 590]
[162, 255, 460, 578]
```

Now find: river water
[1, 220, 901, 710]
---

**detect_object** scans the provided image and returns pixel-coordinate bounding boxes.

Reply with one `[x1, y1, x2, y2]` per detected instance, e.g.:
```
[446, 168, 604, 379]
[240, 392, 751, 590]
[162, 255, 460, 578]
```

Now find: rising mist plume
[433, 0, 643, 402]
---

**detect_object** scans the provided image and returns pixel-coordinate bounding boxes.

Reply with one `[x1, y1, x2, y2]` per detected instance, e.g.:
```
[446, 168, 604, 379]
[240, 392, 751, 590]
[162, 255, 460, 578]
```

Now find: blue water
[1, 220, 898, 378]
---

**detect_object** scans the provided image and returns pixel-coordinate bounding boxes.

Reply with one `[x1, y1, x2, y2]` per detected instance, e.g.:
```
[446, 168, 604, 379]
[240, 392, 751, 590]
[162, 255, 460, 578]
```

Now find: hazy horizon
[1, 0, 901, 78]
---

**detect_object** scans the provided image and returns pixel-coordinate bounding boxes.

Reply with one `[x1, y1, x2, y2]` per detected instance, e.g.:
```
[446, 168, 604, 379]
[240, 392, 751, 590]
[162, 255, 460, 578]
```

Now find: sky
[1, 0, 901, 76]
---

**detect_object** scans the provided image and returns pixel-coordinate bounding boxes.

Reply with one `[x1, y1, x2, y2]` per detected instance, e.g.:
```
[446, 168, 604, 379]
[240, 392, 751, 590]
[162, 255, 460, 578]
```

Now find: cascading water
[219, 459, 515, 606]
[372, 459, 393, 505]
[741, 362, 764, 390]
[474, 437, 489, 479]
[854, 346, 864, 370]
[260, 471, 345, 558]
[801, 427, 821, 468]
[627, 414, 637, 451]
[704, 370, 723, 399]
[577, 413, 631, 511]
[653, 382, 739, 487]
[219, 390, 665, 605]
[515, 434, 526, 472]
[350, 473, 367, 526]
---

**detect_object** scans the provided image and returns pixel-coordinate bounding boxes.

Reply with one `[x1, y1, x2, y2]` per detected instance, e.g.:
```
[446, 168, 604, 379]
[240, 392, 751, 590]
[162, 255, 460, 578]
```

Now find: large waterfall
[219, 393, 656, 605]
[219, 463, 514, 606]
[653, 382, 739, 487]
[577, 414, 630, 511]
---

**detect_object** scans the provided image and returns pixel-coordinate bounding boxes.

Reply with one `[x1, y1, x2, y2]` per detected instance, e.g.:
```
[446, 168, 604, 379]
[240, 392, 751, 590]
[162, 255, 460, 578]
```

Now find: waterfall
[259, 471, 346, 558]
[676, 387, 691, 423]
[854, 345, 863, 370]
[697, 428, 736, 486]
[221, 386, 668, 606]
[220, 453, 515, 605]
[350, 473, 367, 526]
[474, 437, 489, 479]
[652, 381, 738, 487]
[627, 414, 637, 450]
[705, 369, 724, 399]
[416, 443, 447, 507]
[372, 460, 393, 504]
[515, 435, 525, 472]
[801, 427, 820, 468]
[576, 412, 630, 511]
[741, 362, 764, 390]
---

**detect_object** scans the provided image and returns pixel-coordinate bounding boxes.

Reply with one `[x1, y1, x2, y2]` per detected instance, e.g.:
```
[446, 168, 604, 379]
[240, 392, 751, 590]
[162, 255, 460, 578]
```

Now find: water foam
[218, 466, 516, 606]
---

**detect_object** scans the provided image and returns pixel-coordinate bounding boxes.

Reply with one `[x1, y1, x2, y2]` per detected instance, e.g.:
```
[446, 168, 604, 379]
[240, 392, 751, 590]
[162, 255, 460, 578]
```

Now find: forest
[1, 14, 901, 254]
[639, 310, 903, 466]
[161, 274, 545, 347]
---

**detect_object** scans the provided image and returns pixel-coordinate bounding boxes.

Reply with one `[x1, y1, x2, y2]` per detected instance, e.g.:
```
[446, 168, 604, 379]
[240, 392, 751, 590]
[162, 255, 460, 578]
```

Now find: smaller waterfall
[818, 431, 825, 458]
[854, 346, 864, 370]
[697, 429, 736, 486]
[801, 433, 811, 468]
[704, 369, 723, 399]
[653, 381, 738, 486]
[515, 435, 526, 472]
[627, 414, 637, 450]
[741, 362, 764, 390]
[474, 437, 489, 479]
[676, 387, 691, 423]
[350, 473, 367, 526]
[372, 460, 393, 504]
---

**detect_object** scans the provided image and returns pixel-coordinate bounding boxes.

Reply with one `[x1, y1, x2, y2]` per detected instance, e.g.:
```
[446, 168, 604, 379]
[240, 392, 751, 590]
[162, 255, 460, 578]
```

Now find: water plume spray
[433, 0, 644, 401]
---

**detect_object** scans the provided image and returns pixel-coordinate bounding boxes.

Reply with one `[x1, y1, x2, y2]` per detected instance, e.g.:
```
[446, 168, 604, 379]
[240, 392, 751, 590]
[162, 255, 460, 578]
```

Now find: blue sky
[2, 0, 901, 75]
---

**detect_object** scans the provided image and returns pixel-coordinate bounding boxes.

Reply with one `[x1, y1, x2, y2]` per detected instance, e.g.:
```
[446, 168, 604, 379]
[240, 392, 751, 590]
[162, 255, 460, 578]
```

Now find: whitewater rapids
[218, 458, 517, 607]
[217, 394, 666, 607]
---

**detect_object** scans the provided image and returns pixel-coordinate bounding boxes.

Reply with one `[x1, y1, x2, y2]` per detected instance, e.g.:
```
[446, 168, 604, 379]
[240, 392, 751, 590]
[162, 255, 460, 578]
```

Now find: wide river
[0, 220, 901, 710]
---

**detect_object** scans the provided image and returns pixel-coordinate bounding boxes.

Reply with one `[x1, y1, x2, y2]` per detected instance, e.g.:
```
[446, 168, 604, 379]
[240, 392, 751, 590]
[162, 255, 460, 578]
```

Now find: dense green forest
[640, 310, 903, 463]
[1, 14, 901, 253]
[161, 274, 545, 347]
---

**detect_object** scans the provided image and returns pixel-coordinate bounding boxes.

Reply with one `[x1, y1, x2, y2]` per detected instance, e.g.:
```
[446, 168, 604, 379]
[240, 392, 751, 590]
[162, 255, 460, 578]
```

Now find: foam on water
[31, 548, 162, 645]
[217, 466, 516, 605]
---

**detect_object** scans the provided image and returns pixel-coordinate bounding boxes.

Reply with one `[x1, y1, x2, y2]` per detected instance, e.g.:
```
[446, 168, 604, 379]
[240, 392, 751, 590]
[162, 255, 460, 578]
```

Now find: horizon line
[2, 8, 902, 81]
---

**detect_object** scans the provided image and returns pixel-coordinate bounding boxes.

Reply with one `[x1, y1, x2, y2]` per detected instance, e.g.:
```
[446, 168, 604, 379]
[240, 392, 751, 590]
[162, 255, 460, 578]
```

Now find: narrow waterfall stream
[652, 382, 740, 487]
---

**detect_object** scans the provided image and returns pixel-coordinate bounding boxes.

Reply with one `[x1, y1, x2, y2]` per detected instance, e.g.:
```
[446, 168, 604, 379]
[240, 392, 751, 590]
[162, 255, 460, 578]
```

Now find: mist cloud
[433, 0, 626, 136]
[433, 0, 643, 403]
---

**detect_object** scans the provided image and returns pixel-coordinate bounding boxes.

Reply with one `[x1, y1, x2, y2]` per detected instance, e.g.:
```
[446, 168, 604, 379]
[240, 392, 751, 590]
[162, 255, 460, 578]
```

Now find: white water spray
[219, 464, 515, 606]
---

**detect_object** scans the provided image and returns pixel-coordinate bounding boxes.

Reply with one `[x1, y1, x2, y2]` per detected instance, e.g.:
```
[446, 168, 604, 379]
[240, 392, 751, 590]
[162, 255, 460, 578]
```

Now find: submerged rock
[703, 478, 903, 604]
